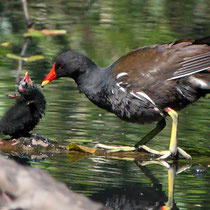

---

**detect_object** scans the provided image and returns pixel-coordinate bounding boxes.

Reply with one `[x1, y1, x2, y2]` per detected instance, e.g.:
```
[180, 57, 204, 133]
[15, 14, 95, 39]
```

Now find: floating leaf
[1, 42, 12, 47]
[68, 152, 87, 162]
[24, 30, 46, 37]
[6, 53, 44, 62]
[67, 142, 96, 154]
[24, 29, 67, 37]
[6, 53, 22, 60]
[39, 29, 67, 35]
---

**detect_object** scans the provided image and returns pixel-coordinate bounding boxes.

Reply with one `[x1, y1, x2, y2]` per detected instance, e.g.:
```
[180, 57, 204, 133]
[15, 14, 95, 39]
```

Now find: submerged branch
[21, 0, 33, 27]
[16, 38, 31, 83]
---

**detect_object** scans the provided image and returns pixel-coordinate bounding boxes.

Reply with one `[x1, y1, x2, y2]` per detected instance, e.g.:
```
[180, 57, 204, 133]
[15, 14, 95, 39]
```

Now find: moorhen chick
[0, 72, 46, 138]
[42, 37, 210, 159]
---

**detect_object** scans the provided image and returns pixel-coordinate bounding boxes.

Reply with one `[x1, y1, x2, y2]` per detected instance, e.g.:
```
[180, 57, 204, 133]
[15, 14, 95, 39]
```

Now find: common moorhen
[0, 72, 46, 138]
[42, 37, 210, 159]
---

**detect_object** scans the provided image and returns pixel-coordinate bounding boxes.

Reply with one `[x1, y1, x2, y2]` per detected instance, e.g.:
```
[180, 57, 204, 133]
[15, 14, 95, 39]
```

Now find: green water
[0, 1, 209, 209]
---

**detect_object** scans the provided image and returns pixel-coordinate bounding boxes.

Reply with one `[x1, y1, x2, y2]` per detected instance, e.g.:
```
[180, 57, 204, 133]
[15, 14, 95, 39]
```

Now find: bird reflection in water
[90, 159, 191, 210]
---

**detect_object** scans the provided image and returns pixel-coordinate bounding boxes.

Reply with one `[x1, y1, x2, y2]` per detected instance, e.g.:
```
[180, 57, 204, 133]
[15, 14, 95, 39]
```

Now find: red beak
[21, 72, 33, 85]
[18, 72, 33, 93]
[41, 62, 57, 87]
[22, 72, 29, 82]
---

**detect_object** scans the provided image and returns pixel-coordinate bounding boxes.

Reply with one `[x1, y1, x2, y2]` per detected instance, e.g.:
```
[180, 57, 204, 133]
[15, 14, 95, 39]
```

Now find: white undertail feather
[189, 76, 210, 90]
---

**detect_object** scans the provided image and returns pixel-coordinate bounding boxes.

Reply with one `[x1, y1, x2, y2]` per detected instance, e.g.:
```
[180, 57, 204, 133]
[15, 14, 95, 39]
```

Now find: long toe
[95, 144, 136, 153]
[139, 145, 192, 160]
[157, 148, 192, 160]
[177, 147, 192, 160]
[157, 151, 172, 160]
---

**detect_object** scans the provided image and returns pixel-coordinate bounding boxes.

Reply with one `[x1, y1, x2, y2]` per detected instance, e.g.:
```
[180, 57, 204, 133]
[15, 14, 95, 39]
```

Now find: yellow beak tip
[41, 80, 50, 87]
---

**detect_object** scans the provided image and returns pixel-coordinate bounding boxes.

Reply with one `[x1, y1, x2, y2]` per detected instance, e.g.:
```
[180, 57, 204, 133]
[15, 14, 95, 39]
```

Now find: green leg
[96, 119, 166, 153]
[135, 118, 166, 147]
[96, 107, 192, 160]
[139, 107, 192, 160]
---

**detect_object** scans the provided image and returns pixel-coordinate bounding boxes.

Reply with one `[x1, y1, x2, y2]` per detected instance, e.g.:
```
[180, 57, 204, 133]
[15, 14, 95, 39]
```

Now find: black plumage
[0, 72, 46, 138]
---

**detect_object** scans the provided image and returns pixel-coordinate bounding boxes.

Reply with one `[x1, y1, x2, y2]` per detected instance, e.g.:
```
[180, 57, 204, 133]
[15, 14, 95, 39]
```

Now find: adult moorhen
[0, 72, 46, 138]
[42, 37, 210, 160]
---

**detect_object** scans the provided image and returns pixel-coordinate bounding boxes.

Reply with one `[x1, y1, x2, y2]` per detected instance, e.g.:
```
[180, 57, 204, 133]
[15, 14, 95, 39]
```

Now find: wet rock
[0, 155, 102, 210]
[0, 134, 66, 157]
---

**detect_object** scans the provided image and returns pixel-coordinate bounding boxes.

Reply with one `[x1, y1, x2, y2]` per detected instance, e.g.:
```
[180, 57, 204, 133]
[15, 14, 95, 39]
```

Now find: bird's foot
[95, 144, 135, 153]
[138, 145, 192, 160]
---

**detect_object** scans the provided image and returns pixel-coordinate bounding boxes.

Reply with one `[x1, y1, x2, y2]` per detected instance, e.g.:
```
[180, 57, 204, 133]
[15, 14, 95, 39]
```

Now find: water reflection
[90, 160, 191, 210]
[4, 146, 209, 209]
[31, 152, 195, 210]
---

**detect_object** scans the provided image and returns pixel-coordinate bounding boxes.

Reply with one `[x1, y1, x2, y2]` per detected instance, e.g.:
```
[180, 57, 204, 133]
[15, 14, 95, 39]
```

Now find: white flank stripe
[136, 91, 156, 105]
[167, 66, 210, 81]
[189, 76, 209, 89]
[130, 92, 145, 102]
[116, 72, 128, 80]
